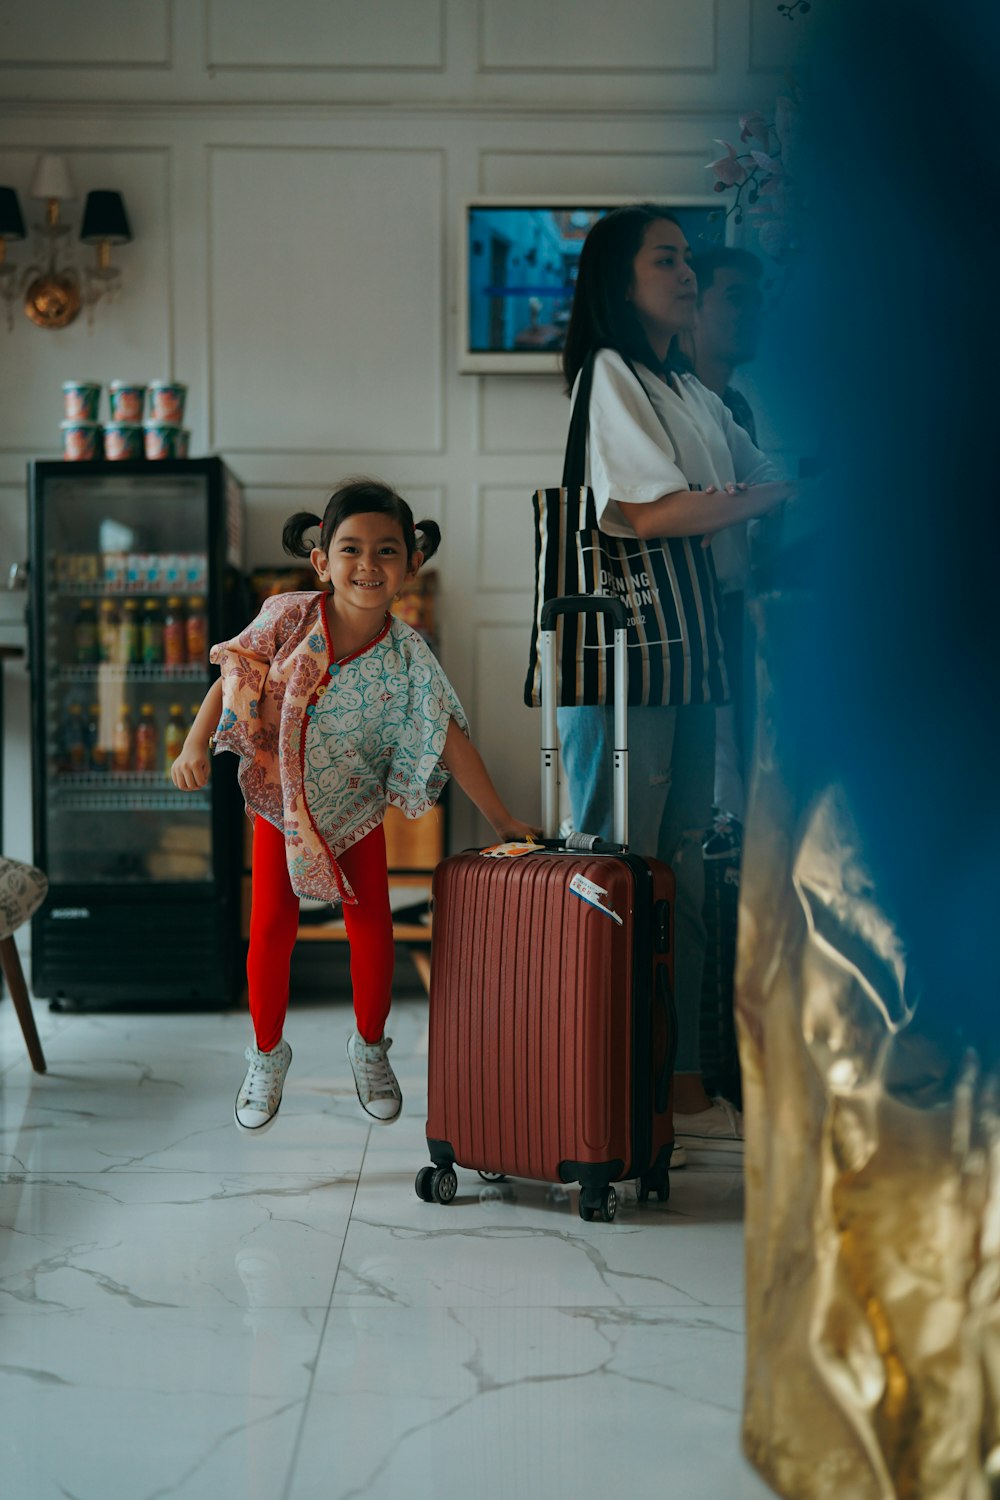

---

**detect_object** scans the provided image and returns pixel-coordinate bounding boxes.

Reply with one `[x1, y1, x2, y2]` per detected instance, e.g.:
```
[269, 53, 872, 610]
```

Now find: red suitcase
[417, 596, 677, 1223]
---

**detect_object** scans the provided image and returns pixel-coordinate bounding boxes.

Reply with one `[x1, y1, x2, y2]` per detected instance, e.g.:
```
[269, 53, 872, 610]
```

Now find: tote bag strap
[562, 351, 597, 490]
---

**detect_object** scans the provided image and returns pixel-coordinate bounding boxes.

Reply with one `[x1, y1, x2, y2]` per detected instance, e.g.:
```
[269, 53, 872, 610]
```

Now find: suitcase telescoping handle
[539, 594, 629, 849]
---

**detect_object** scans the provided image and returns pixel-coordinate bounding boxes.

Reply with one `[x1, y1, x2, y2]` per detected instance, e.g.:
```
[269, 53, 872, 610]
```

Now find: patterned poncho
[210, 591, 467, 904]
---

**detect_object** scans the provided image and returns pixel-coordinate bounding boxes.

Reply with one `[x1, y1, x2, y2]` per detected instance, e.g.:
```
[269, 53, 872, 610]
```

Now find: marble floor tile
[0, 1303, 323, 1500]
[333, 1113, 748, 1311]
[0, 1020, 381, 1173]
[290, 1305, 773, 1500]
[0, 1170, 358, 1311]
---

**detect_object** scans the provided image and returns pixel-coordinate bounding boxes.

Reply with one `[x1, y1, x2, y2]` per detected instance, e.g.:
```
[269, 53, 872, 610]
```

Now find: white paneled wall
[0, 0, 806, 873]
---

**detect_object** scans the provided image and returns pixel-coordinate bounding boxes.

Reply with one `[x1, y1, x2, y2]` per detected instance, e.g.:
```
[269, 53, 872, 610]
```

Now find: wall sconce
[0, 154, 133, 332]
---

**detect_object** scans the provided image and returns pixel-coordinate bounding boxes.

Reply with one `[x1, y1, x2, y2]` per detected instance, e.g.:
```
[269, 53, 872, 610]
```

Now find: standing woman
[558, 203, 793, 1164]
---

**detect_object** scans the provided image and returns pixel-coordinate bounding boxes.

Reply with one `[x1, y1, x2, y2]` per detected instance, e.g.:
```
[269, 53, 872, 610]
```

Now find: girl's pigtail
[282, 511, 322, 559]
[415, 519, 441, 562]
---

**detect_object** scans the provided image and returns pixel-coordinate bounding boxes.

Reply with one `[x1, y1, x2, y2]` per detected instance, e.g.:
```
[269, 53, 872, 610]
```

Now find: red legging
[247, 815, 394, 1052]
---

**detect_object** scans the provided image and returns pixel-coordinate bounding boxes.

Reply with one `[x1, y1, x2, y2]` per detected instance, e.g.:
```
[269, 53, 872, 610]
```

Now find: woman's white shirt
[576, 348, 775, 592]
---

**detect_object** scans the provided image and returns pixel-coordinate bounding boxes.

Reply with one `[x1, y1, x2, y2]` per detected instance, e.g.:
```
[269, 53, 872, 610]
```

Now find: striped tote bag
[523, 352, 730, 708]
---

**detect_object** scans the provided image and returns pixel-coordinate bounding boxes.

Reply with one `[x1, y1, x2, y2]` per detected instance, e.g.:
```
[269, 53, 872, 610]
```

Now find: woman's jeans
[557, 704, 714, 1074]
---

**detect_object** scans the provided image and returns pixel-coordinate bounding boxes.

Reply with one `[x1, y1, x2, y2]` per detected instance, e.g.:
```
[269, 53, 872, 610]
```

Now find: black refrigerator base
[32, 890, 243, 1008]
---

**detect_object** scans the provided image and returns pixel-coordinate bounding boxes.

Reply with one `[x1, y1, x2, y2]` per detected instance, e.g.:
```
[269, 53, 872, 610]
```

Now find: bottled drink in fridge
[64, 702, 87, 773]
[164, 703, 186, 772]
[185, 597, 207, 665]
[120, 600, 142, 666]
[164, 596, 186, 669]
[74, 600, 99, 665]
[98, 599, 120, 664]
[135, 703, 158, 772]
[86, 702, 108, 773]
[142, 601, 164, 666]
[112, 704, 134, 773]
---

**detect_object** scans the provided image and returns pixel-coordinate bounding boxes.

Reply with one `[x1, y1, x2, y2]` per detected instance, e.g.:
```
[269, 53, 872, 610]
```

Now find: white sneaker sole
[234, 1098, 282, 1134]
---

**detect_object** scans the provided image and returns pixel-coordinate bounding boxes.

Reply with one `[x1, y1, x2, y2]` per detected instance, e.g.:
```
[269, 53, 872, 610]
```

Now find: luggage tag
[569, 873, 623, 925]
[481, 839, 541, 859]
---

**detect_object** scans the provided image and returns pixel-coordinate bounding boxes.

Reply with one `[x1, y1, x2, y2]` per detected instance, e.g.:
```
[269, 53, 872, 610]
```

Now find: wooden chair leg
[409, 947, 431, 996]
[0, 934, 47, 1074]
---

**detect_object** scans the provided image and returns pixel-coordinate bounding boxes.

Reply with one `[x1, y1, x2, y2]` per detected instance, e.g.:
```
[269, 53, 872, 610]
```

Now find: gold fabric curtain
[739, 593, 1000, 1500]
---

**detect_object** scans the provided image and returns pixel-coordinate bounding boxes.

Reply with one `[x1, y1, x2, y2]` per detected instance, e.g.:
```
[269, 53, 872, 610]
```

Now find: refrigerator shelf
[52, 787, 211, 813]
[53, 771, 198, 789]
[55, 664, 209, 683]
[53, 586, 209, 600]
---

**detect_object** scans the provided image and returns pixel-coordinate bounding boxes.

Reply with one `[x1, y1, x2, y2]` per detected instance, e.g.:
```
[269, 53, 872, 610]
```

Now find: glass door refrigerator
[28, 457, 247, 1005]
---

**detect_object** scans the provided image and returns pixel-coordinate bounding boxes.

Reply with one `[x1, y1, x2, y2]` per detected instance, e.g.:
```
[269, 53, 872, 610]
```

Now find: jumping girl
[172, 478, 538, 1130]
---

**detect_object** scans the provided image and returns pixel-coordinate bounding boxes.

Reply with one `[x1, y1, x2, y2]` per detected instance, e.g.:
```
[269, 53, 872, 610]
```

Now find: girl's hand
[491, 815, 543, 843]
[171, 741, 211, 791]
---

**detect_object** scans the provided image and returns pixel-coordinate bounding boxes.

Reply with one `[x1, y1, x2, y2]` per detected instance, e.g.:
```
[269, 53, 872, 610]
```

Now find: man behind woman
[557, 204, 793, 1164]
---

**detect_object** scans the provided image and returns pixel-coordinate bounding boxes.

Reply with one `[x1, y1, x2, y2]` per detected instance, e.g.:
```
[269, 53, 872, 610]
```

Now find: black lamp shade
[0, 186, 26, 241]
[79, 190, 131, 245]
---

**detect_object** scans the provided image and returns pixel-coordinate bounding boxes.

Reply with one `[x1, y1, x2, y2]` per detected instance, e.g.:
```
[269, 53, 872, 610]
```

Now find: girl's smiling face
[311, 510, 420, 616]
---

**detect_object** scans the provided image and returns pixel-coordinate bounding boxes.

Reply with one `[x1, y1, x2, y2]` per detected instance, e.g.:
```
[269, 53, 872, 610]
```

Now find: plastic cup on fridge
[104, 423, 144, 461]
[61, 422, 102, 461]
[62, 382, 101, 422]
[143, 422, 181, 460]
[147, 382, 187, 424]
[108, 382, 146, 423]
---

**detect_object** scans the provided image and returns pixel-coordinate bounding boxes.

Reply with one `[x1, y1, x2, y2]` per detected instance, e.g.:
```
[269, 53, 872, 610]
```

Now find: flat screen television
[458, 195, 723, 375]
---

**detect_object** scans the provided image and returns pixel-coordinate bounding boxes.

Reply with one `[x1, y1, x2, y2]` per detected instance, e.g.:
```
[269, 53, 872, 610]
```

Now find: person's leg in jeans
[653, 706, 714, 1105]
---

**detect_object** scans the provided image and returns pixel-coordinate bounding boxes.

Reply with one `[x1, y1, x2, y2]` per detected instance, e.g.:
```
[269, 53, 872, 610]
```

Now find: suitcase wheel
[430, 1166, 458, 1205]
[637, 1169, 670, 1205]
[477, 1170, 508, 1184]
[415, 1166, 436, 1203]
[578, 1185, 617, 1223]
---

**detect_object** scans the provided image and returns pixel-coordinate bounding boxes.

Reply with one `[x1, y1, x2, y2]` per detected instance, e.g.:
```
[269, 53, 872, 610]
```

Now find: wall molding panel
[205, 0, 446, 73]
[477, 0, 717, 75]
[1, 0, 172, 69]
[205, 143, 445, 458]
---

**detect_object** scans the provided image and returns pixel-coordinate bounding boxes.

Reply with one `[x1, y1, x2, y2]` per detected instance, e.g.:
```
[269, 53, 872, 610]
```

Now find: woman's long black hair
[281, 477, 441, 568]
[561, 203, 687, 393]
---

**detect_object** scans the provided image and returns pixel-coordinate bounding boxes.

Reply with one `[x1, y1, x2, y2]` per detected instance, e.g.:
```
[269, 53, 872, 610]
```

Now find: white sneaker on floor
[674, 1097, 743, 1167]
[347, 1032, 402, 1124]
[234, 1037, 292, 1132]
[671, 1143, 687, 1169]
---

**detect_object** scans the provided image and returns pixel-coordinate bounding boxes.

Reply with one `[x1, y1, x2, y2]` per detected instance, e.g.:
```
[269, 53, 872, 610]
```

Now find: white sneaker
[671, 1143, 687, 1169]
[347, 1032, 402, 1124]
[234, 1038, 292, 1132]
[674, 1097, 743, 1168]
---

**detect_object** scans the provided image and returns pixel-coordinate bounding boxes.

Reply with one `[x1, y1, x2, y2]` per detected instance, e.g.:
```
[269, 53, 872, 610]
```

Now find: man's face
[695, 267, 764, 367]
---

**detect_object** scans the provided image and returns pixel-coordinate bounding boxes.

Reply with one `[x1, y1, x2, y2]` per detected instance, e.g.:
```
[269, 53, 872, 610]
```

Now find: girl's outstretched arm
[441, 719, 540, 843]
[171, 678, 223, 791]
